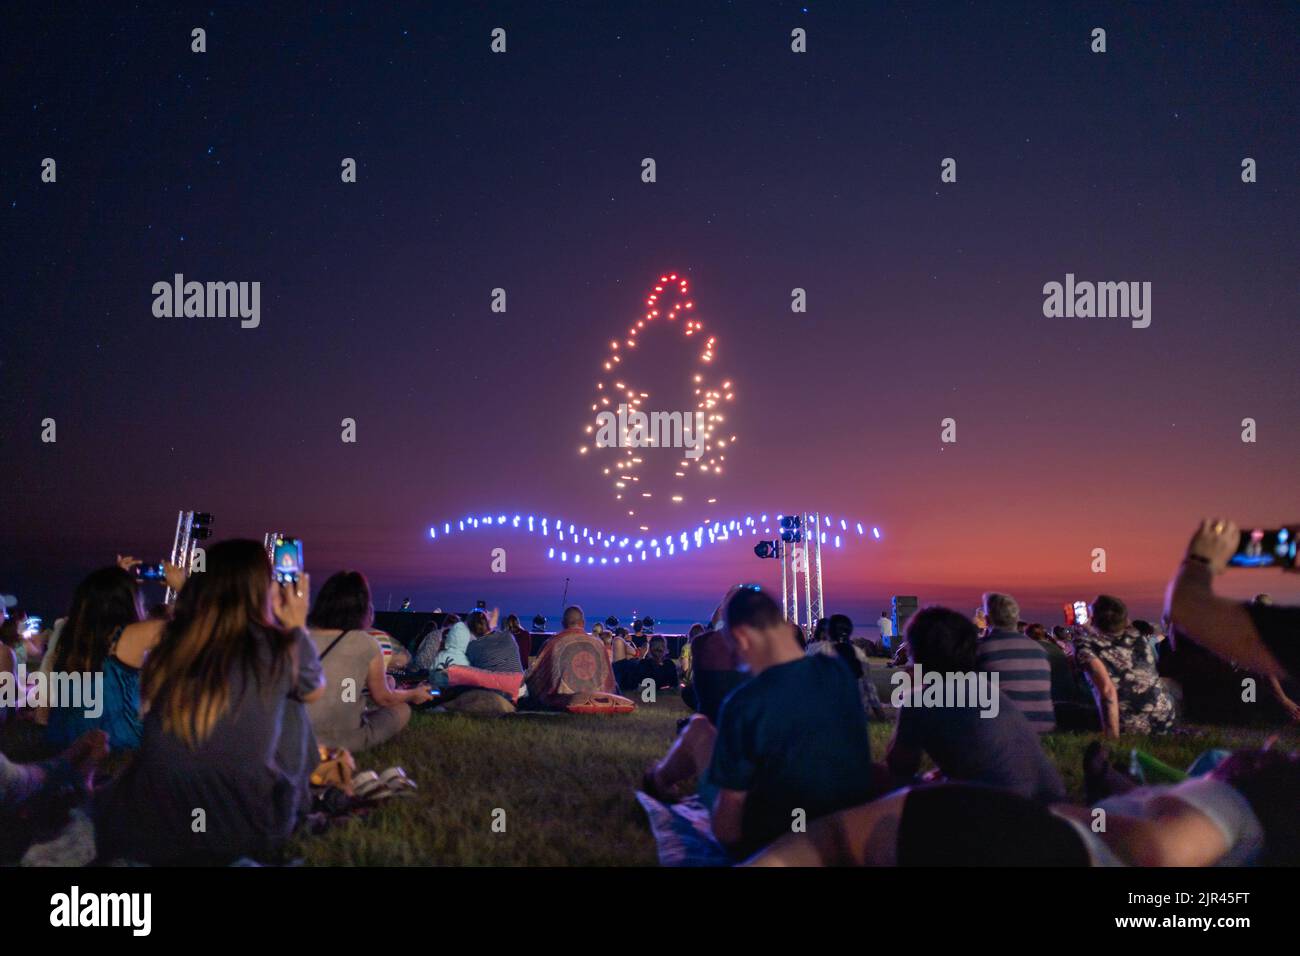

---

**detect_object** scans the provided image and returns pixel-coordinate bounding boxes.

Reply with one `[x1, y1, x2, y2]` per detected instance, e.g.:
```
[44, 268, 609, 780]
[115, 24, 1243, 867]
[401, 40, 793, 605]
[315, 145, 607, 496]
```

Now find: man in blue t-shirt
[707, 587, 875, 860]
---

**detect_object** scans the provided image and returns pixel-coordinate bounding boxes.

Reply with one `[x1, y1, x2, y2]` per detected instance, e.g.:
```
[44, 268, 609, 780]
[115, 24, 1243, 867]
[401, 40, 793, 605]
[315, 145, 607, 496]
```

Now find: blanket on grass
[634, 791, 730, 867]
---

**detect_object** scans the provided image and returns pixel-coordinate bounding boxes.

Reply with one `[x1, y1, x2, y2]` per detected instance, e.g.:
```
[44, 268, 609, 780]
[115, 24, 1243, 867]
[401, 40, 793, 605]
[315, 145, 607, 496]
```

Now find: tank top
[46, 626, 144, 750]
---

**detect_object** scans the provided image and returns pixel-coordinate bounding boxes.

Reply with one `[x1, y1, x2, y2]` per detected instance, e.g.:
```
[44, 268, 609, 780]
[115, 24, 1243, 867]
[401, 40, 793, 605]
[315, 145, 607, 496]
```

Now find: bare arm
[744, 791, 908, 867]
[1265, 675, 1300, 722]
[1165, 520, 1287, 677]
[1084, 656, 1121, 738]
[1167, 559, 1284, 676]
[366, 653, 429, 706]
[115, 619, 167, 669]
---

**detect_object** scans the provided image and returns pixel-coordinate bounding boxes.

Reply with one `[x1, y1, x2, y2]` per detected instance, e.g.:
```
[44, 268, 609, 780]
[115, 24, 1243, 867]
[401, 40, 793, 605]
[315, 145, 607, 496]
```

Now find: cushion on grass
[445, 665, 524, 702]
[564, 692, 636, 714]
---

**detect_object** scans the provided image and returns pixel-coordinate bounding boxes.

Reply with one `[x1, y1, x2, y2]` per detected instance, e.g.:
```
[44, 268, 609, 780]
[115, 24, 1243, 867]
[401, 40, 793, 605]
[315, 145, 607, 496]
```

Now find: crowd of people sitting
[0, 537, 663, 863]
[646, 518, 1299, 865]
[0, 518, 1296, 866]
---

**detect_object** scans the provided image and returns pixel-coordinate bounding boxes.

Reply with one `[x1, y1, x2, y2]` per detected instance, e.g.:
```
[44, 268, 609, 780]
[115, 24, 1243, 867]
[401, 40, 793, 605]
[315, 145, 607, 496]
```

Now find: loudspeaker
[890, 596, 919, 648]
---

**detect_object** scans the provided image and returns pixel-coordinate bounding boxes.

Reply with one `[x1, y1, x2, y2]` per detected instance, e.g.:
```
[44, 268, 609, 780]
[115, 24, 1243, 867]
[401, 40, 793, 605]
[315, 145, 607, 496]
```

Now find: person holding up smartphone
[1165, 519, 1300, 681]
[42, 563, 180, 750]
[95, 539, 325, 865]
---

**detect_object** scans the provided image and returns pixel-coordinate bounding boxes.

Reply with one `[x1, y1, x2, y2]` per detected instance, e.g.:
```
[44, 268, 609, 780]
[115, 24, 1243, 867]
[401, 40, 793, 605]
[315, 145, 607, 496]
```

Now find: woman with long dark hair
[42, 566, 166, 750]
[95, 539, 324, 865]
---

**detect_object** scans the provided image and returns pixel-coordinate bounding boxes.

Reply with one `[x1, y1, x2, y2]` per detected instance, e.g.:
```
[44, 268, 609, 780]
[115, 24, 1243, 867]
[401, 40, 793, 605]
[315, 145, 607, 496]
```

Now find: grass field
[295, 697, 689, 865]
[293, 693, 1297, 866]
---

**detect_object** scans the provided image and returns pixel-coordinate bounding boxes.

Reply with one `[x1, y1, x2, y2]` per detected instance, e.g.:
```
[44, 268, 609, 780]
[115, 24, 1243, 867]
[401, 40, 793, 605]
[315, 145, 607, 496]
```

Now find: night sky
[4, 2, 1298, 627]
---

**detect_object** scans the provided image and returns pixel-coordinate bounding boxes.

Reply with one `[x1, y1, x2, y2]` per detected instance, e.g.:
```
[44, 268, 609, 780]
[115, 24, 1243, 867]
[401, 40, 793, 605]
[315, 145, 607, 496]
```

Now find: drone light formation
[421, 275, 882, 571]
[578, 272, 736, 527]
[426, 509, 882, 568]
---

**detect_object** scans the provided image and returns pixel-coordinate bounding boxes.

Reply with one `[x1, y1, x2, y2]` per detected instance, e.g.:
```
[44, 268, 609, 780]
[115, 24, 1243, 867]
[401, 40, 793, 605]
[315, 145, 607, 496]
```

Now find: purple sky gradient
[3, 2, 1298, 628]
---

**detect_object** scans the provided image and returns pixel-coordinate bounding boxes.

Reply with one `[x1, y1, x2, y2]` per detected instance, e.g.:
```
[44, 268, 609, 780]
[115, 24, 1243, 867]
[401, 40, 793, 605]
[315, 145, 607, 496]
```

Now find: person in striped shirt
[977, 592, 1055, 733]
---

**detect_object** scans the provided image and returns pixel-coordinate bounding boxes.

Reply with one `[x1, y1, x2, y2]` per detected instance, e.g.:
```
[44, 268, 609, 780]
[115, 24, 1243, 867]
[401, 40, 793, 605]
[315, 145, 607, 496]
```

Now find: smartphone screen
[272, 537, 304, 584]
[133, 562, 166, 581]
[1063, 600, 1089, 627]
[1230, 527, 1298, 569]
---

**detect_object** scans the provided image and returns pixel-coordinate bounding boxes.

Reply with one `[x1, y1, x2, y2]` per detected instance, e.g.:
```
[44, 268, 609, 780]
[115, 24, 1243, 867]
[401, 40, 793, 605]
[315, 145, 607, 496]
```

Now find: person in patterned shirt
[1073, 595, 1175, 737]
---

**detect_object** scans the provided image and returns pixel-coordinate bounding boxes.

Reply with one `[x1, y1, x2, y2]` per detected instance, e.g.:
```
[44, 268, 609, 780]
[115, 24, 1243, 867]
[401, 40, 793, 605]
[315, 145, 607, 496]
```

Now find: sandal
[353, 770, 392, 802]
[380, 766, 417, 797]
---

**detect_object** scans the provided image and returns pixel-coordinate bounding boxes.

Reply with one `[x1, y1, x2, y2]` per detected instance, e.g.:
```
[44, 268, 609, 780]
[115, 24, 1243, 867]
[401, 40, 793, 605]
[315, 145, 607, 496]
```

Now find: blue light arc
[426, 511, 883, 568]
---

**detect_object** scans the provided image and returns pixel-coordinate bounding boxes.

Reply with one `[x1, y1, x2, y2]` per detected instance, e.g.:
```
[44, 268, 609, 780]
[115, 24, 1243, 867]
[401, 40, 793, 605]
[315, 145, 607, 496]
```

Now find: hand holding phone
[163, 561, 187, 592]
[1186, 518, 1241, 574]
[272, 572, 310, 631]
[408, 683, 435, 705]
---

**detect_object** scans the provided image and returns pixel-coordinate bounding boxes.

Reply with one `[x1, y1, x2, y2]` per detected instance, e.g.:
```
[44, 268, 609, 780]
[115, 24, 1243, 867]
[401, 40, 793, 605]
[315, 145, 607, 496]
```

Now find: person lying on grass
[745, 746, 1298, 867]
[410, 614, 459, 672]
[434, 620, 474, 671]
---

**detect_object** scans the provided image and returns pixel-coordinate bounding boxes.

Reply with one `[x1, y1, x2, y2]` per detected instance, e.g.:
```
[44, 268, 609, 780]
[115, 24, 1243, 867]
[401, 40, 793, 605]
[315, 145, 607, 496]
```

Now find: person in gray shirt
[306, 571, 431, 752]
[886, 606, 1066, 804]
